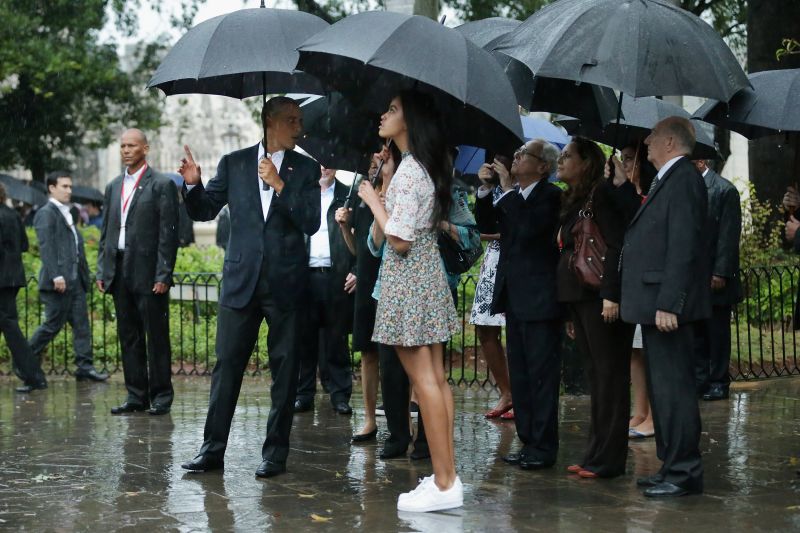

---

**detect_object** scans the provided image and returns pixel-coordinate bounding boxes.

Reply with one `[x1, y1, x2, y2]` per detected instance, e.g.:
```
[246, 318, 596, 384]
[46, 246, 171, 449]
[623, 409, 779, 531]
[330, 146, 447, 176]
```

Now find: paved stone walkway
[1, 376, 799, 531]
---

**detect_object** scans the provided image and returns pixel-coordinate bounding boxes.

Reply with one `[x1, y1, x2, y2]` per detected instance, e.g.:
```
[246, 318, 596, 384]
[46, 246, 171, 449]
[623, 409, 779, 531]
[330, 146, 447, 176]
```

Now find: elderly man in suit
[294, 167, 356, 415]
[28, 171, 109, 383]
[693, 160, 742, 401]
[178, 96, 321, 478]
[475, 139, 563, 471]
[621, 117, 710, 498]
[0, 183, 47, 393]
[97, 128, 179, 416]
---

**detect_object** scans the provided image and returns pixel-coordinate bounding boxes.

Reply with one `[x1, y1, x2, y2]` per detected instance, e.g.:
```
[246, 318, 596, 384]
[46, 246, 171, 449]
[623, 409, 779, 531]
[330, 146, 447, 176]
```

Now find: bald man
[620, 117, 711, 498]
[97, 128, 179, 416]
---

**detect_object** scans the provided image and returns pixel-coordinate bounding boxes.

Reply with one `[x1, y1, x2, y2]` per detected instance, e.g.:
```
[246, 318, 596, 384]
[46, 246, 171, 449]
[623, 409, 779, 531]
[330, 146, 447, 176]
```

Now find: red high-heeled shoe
[484, 404, 513, 419]
[500, 409, 515, 420]
[578, 469, 598, 479]
[567, 464, 583, 473]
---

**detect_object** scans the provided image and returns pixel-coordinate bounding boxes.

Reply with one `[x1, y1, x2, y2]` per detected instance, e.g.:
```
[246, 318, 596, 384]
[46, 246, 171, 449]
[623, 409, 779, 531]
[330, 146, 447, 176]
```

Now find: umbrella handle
[608, 92, 625, 180]
[358, 139, 394, 208]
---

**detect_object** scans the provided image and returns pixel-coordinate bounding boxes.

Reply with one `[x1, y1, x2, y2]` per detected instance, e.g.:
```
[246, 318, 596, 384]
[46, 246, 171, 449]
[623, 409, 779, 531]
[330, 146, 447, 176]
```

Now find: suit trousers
[0, 287, 45, 384]
[199, 260, 301, 464]
[29, 284, 93, 371]
[694, 304, 732, 392]
[296, 270, 352, 406]
[642, 324, 704, 490]
[570, 299, 634, 477]
[505, 313, 562, 462]
[111, 254, 173, 408]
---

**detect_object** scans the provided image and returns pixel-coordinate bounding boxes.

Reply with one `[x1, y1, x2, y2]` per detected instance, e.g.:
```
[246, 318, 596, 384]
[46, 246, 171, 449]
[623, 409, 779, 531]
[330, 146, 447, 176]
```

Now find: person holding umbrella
[357, 90, 461, 513]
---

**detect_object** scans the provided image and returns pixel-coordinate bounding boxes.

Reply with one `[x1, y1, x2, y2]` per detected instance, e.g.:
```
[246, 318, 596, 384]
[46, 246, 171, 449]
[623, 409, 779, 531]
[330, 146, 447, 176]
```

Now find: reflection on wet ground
[1, 377, 799, 531]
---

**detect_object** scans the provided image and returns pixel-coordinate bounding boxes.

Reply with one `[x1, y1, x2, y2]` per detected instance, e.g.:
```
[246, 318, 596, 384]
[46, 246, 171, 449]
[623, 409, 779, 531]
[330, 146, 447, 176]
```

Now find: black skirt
[351, 205, 381, 352]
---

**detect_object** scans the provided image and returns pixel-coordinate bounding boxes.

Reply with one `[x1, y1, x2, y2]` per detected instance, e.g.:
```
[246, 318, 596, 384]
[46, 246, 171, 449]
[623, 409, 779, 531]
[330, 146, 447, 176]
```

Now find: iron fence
[1, 266, 799, 386]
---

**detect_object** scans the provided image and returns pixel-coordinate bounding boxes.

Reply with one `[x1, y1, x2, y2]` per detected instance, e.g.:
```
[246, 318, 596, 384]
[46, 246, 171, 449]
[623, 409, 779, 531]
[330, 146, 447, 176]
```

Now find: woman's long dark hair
[398, 90, 452, 225]
[561, 137, 606, 218]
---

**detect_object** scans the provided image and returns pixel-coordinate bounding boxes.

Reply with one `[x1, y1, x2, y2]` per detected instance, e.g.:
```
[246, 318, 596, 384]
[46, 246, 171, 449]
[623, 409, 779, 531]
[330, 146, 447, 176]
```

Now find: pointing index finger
[183, 145, 196, 163]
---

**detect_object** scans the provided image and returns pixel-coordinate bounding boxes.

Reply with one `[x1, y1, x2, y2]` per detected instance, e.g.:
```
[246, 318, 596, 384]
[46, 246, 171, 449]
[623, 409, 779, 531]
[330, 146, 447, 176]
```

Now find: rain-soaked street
[1, 376, 799, 532]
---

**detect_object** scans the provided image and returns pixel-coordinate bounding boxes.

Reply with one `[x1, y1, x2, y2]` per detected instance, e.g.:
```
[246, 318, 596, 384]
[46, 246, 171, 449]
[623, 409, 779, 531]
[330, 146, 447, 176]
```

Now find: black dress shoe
[181, 454, 224, 472]
[410, 444, 431, 460]
[502, 452, 526, 465]
[293, 399, 313, 413]
[352, 428, 378, 443]
[333, 402, 353, 415]
[519, 457, 555, 470]
[379, 442, 408, 459]
[703, 384, 730, 401]
[636, 474, 665, 487]
[643, 481, 701, 498]
[110, 402, 148, 415]
[15, 381, 47, 393]
[75, 368, 109, 382]
[255, 459, 286, 478]
[148, 404, 171, 416]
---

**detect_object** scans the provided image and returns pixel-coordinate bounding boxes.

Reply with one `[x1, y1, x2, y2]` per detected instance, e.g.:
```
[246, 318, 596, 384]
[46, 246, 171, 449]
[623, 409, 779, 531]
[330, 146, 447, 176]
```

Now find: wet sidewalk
[1, 376, 799, 532]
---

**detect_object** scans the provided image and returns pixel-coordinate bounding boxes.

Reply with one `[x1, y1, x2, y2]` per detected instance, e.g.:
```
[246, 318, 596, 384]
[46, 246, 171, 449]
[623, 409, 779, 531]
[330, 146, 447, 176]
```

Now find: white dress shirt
[118, 163, 147, 250]
[257, 142, 284, 221]
[702, 168, 709, 178]
[49, 198, 78, 284]
[308, 184, 334, 267]
[492, 179, 540, 205]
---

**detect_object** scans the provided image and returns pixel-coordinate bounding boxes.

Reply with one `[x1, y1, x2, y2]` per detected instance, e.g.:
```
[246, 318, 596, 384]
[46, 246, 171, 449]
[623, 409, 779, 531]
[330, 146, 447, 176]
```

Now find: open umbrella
[454, 17, 521, 50]
[147, 6, 327, 99]
[0, 174, 47, 206]
[493, 0, 750, 101]
[70, 185, 104, 204]
[693, 69, 800, 139]
[296, 11, 524, 154]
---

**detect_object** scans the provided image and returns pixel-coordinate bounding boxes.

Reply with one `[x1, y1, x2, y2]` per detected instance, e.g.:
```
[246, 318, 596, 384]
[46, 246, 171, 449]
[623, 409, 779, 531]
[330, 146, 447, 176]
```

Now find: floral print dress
[371, 153, 459, 347]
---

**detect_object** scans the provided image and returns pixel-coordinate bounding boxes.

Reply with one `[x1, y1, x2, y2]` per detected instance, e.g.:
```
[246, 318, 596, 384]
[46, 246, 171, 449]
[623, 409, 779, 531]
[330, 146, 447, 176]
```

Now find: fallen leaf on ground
[310, 514, 331, 522]
[298, 493, 316, 499]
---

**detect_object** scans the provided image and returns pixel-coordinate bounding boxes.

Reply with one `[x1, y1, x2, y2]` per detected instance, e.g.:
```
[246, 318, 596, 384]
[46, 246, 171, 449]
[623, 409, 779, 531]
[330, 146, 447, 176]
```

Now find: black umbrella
[0, 174, 47, 206]
[455, 17, 521, 49]
[296, 11, 524, 154]
[582, 97, 719, 159]
[71, 185, 104, 204]
[147, 7, 327, 98]
[693, 69, 800, 139]
[493, 0, 750, 101]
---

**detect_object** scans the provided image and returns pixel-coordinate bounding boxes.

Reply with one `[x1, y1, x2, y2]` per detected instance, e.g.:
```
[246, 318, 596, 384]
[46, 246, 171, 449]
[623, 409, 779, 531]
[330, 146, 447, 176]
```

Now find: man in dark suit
[294, 167, 356, 415]
[621, 116, 711, 498]
[178, 96, 321, 478]
[693, 160, 742, 401]
[0, 183, 47, 393]
[476, 139, 563, 471]
[97, 128, 179, 416]
[29, 171, 109, 382]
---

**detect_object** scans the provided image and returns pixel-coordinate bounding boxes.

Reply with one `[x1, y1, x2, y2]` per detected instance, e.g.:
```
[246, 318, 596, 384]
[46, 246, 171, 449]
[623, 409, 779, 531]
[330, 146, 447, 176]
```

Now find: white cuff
[185, 183, 197, 192]
[53, 276, 65, 283]
[476, 185, 493, 199]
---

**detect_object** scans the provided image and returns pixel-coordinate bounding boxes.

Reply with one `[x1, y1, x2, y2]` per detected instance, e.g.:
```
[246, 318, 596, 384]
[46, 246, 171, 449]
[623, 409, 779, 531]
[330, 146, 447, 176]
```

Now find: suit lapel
[125, 166, 152, 221]
[47, 202, 71, 233]
[629, 157, 685, 226]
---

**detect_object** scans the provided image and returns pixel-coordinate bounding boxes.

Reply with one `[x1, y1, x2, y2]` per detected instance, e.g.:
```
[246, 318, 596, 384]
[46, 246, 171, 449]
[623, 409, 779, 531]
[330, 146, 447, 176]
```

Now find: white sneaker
[397, 475, 463, 513]
[398, 475, 434, 504]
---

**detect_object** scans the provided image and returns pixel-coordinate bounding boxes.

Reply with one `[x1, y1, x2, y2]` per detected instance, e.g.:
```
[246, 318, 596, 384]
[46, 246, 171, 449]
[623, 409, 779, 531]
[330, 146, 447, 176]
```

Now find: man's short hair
[663, 117, 696, 155]
[261, 96, 299, 128]
[46, 170, 71, 190]
[534, 139, 560, 175]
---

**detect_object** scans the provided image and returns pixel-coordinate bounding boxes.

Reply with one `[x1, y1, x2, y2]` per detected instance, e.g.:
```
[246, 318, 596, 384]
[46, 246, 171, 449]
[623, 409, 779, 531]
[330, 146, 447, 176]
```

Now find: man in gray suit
[29, 171, 109, 382]
[693, 160, 742, 401]
[620, 116, 710, 498]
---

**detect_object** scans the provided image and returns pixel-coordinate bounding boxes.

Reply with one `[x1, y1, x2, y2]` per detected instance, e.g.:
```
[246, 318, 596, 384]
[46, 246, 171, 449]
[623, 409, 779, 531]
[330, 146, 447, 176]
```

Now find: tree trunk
[413, 0, 439, 19]
[747, 0, 800, 208]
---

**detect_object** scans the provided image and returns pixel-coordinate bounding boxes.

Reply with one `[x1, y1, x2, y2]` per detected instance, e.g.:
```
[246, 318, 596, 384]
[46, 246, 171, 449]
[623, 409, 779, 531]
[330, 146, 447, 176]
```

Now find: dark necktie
[647, 176, 659, 195]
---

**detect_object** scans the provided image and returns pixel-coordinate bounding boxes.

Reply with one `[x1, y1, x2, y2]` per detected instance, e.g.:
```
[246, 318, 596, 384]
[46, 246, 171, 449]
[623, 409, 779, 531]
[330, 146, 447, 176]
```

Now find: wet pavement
[1, 377, 799, 532]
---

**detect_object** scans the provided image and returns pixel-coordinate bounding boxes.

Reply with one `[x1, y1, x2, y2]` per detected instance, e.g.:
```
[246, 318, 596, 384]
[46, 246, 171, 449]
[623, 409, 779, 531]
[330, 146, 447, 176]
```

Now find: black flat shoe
[410, 445, 431, 460]
[255, 459, 286, 478]
[352, 428, 378, 443]
[502, 452, 526, 465]
[75, 368, 109, 382]
[636, 474, 665, 487]
[110, 402, 148, 415]
[293, 399, 313, 413]
[333, 402, 353, 415]
[181, 454, 224, 472]
[148, 404, 171, 416]
[643, 481, 702, 498]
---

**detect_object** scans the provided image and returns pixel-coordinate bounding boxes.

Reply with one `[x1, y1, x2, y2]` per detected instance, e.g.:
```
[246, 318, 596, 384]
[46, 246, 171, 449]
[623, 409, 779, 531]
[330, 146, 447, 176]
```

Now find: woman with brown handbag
[555, 137, 641, 479]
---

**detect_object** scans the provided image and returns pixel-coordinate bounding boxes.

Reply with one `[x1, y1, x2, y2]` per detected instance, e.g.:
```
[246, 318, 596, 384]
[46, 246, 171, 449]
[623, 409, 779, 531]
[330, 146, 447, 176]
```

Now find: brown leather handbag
[569, 187, 608, 290]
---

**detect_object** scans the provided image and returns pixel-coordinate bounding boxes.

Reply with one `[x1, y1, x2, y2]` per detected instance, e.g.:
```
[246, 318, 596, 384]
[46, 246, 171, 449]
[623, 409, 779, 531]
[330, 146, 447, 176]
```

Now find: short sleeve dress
[371, 154, 459, 347]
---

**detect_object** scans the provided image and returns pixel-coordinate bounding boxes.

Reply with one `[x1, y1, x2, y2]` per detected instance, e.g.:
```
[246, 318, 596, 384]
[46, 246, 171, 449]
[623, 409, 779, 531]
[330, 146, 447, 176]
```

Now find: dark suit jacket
[476, 181, 563, 322]
[183, 144, 321, 310]
[97, 165, 180, 294]
[704, 169, 743, 306]
[557, 179, 641, 304]
[0, 204, 28, 289]
[33, 201, 90, 292]
[620, 157, 711, 325]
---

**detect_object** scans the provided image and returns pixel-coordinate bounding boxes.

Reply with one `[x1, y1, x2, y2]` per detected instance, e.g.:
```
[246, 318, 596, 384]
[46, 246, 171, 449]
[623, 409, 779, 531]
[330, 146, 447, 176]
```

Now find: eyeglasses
[514, 148, 545, 162]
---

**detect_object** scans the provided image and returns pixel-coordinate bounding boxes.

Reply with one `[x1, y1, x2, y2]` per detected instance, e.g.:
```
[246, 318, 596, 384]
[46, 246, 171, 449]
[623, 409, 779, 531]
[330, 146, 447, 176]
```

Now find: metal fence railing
[1, 267, 799, 386]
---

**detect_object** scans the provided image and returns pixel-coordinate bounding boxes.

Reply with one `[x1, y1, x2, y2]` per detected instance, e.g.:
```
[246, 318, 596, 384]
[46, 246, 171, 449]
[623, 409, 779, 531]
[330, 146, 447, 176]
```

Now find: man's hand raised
[178, 145, 202, 186]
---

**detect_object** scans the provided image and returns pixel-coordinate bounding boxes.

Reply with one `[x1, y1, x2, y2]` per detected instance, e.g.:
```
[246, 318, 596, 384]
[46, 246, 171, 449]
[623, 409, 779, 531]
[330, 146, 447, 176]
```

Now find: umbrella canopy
[0, 174, 47, 206]
[296, 11, 524, 154]
[71, 185, 104, 204]
[493, 0, 750, 101]
[454, 17, 521, 50]
[147, 8, 328, 98]
[693, 69, 800, 139]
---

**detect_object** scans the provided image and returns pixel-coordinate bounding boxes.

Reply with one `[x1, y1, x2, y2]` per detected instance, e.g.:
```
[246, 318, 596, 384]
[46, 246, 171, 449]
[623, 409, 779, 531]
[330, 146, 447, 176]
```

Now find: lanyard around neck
[121, 164, 147, 215]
